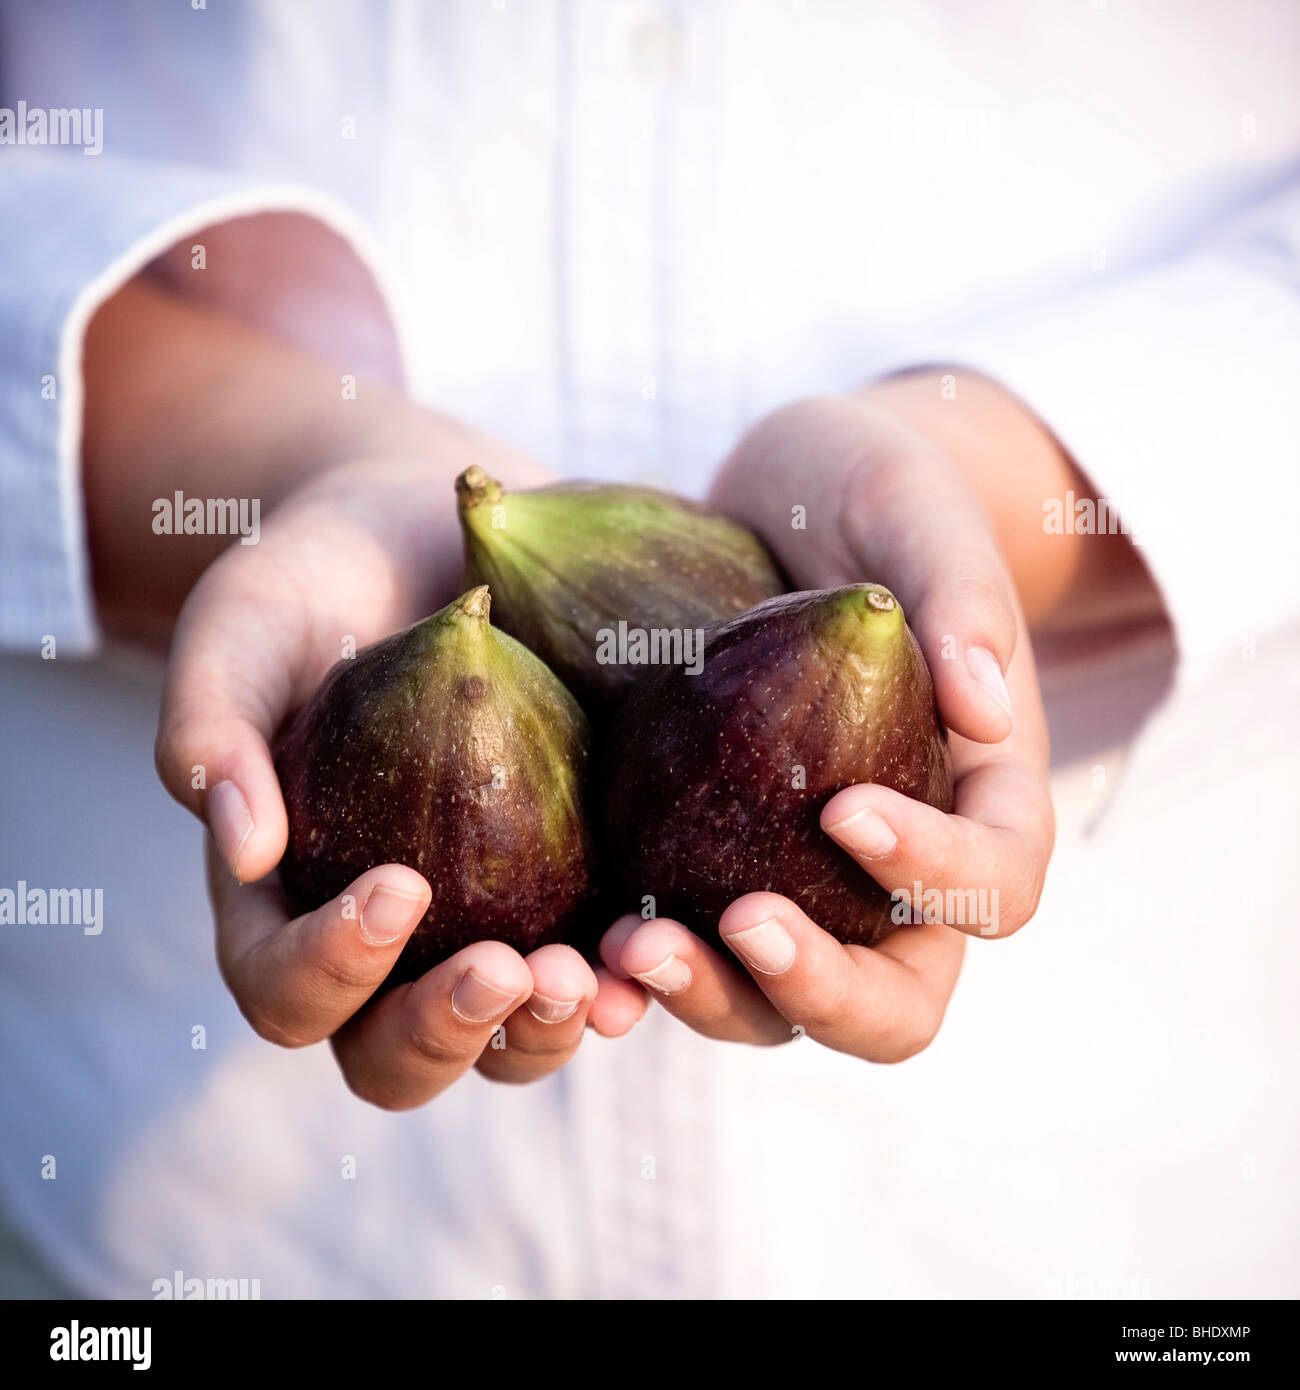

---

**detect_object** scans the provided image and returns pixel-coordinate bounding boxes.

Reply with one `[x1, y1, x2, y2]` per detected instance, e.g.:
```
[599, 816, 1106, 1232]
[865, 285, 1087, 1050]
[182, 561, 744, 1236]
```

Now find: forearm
[82, 275, 543, 635]
[861, 370, 1158, 632]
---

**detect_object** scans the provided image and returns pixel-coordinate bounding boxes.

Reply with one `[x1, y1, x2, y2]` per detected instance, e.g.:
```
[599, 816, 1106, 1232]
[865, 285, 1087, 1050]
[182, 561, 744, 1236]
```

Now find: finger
[840, 439, 1019, 745]
[157, 559, 306, 882]
[331, 940, 533, 1110]
[820, 722, 1054, 940]
[587, 968, 651, 1037]
[718, 891, 965, 1062]
[717, 396, 1019, 745]
[474, 945, 598, 1083]
[207, 841, 431, 1046]
[598, 913, 642, 978]
[610, 914, 793, 1045]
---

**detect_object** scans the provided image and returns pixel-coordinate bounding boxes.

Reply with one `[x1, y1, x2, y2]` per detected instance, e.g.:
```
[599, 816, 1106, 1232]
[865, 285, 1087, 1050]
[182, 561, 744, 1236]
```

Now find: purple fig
[604, 584, 953, 948]
[455, 467, 787, 711]
[275, 586, 596, 981]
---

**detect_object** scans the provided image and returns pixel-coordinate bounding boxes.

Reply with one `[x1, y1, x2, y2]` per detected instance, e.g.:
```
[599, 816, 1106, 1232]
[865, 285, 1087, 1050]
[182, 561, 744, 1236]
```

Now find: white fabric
[0, 159, 407, 651]
[1, 0, 1298, 1298]
[899, 188, 1300, 691]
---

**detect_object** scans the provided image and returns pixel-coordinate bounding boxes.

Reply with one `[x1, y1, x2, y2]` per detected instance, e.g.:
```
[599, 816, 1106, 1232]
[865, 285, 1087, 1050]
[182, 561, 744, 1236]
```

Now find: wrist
[858, 370, 1087, 625]
[860, 369, 1070, 490]
[859, 369, 1159, 631]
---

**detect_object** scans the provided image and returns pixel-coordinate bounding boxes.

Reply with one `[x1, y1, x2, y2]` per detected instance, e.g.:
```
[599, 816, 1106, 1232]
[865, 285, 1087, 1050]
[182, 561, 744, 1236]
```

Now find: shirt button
[626, 17, 684, 80]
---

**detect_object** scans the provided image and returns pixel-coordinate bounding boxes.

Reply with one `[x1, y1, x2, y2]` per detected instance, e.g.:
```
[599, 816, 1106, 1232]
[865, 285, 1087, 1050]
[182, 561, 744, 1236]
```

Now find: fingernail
[452, 970, 525, 1023]
[967, 646, 1012, 719]
[824, 802, 897, 859]
[632, 954, 692, 996]
[360, 885, 424, 945]
[527, 993, 581, 1024]
[724, 918, 796, 974]
[209, 780, 254, 880]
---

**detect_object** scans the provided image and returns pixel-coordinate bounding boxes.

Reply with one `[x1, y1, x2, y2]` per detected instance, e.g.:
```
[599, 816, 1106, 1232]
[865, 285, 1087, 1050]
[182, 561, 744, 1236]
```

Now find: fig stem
[456, 585, 492, 620]
[456, 466, 505, 510]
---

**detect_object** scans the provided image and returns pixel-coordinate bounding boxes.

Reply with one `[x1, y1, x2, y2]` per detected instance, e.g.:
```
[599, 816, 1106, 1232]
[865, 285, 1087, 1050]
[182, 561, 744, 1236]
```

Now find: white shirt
[1, 0, 1298, 1297]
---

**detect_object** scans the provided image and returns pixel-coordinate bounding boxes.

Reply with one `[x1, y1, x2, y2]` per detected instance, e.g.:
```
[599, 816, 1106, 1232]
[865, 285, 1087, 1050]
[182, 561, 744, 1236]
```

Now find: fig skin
[275, 586, 596, 983]
[455, 467, 787, 713]
[604, 584, 953, 949]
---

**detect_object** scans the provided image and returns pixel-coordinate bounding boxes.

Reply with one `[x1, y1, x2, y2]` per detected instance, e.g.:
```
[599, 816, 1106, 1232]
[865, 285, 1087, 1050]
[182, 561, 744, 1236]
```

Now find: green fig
[455, 467, 787, 711]
[604, 584, 953, 948]
[275, 586, 596, 981]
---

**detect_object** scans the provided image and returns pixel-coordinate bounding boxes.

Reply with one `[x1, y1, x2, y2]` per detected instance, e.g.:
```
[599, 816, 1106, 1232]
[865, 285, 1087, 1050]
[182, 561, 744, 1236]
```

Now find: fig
[455, 467, 787, 711]
[275, 586, 596, 981]
[604, 584, 953, 948]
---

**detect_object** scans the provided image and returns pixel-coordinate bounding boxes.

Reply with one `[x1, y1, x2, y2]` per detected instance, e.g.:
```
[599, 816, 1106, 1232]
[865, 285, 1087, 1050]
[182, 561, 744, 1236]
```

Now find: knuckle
[665, 987, 737, 1037]
[871, 983, 947, 1062]
[1020, 870, 1047, 925]
[403, 1018, 466, 1071]
[696, 1001, 743, 1037]
[878, 1010, 943, 1064]
[1002, 862, 1047, 934]
[154, 714, 203, 796]
[915, 571, 1017, 663]
[338, 1065, 411, 1112]
[951, 572, 1018, 644]
[502, 1025, 576, 1061]
[475, 1054, 545, 1085]
[794, 982, 853, 1038]
[877, 1034, 931, 1064]
[242, 1001, 313, 1050]
[473, 1012, 581, 1079]
[306, 946, 380, 997]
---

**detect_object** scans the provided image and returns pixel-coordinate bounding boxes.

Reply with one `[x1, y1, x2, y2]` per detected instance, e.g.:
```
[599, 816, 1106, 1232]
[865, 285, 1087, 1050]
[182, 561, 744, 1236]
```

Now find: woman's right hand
[155, 451, 649, 1108]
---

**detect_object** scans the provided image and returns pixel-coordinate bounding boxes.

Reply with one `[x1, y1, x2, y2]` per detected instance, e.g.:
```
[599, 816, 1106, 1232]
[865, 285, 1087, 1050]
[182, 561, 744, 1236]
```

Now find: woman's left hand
[597, 393, 1055, 1061]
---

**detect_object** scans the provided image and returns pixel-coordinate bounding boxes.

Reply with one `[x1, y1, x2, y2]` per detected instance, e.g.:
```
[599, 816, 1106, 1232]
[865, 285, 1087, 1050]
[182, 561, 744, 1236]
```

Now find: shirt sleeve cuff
[889, 252, 1300, 692]
[0, 157, 411, 656]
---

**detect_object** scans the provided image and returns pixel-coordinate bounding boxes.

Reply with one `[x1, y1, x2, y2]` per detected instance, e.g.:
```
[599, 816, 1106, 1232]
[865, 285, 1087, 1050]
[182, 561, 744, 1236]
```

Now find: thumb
[716, 395, 1020, 743]
[156, 581, 296, 883]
